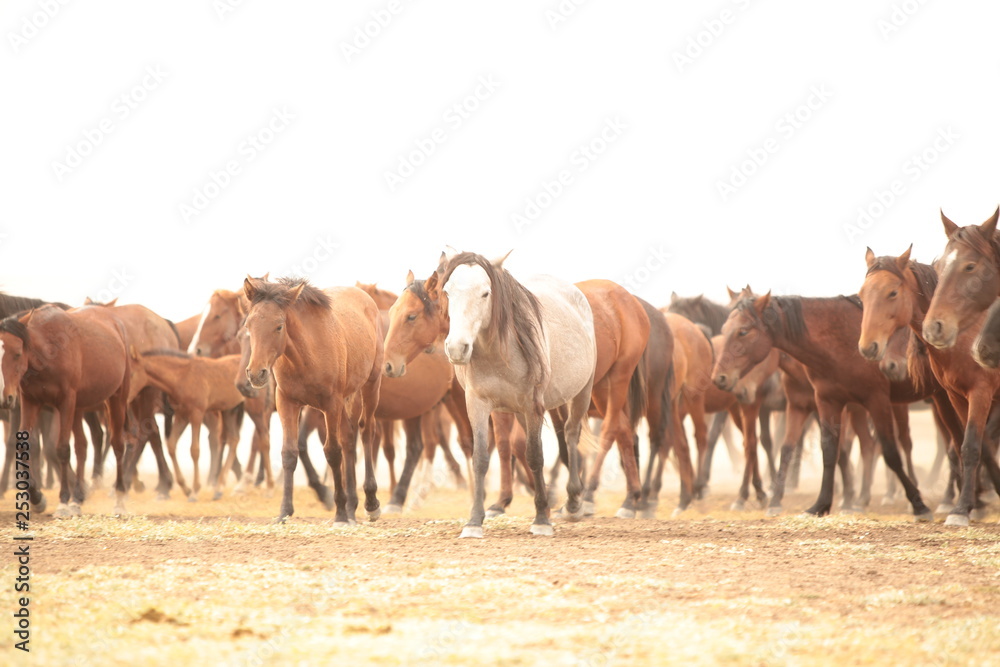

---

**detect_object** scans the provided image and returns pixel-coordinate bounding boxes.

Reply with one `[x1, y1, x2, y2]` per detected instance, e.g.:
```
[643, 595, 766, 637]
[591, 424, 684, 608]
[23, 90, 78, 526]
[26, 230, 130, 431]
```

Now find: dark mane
[249, 277, 331, 310]
[442, 252, 546, 372]
[0, 315, 29, 345]
[667, 295, 729, 335]
[737, 295, 809, 342]
[0, 292, 67, 320]
[405, 279, 435, 315]
[950, 225, 1000, 266]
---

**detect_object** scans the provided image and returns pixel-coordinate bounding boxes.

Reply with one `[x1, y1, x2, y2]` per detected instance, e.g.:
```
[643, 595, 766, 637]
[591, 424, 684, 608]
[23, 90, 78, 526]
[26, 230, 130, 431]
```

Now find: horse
[135, 350, 256, 500]
[441, 250, 596, 538]
[243, 276, 383, 524]
[711, 293, 933, 520]
[0, 304, 133, 517]
[858, 247, 1000, 526]
[923, 207, 1000, 350]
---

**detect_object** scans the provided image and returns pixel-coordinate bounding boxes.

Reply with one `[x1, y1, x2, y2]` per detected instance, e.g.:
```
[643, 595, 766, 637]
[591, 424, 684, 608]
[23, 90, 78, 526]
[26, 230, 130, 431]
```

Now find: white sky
[3, 1, 999, 324]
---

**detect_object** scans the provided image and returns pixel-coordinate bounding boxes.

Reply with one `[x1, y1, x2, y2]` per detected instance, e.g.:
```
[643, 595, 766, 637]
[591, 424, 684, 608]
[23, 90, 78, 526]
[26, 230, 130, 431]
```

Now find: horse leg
[803, 399, 844, 517]
[188, 411, 210, 501]
[487, 412, 516, 517]
[386, 417, 423, 513]
[862, 398, 932, 522]
[521, 408, 553, 536]
[688, 400, 710, 499]
[165, 415, 192, 499]
[273, 394, 302, 522]
[0, 417, 13, 497]
[383, 420, 397, 496]
[105, 391, 131, 516]
[758, 407, 778, 488]
[945, 390, 989, 526]
[459, 393, 494, 539]
[335, 405, 359, 524]
[768, 404, 810, 516]
[787, 411, 814, 491]
[253, 410, 274, 492]
[17, 402, 47, 512]
[441, 386, 475, 498]
[732, 404, 757, 511]
[836, 409, 858, 512]
[214, 412, 243, 501]
[701, 411, 729, 490]
[671, 410, 697, 513]
[358, 369, 382, 523]
[141, 409, 173, 500]
[851, 406, 875, 511]
[50, 395, 78, 517]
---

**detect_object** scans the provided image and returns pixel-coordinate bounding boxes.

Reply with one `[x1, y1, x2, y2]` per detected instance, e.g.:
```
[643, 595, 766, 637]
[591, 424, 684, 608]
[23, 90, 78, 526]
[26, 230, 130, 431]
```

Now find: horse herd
[5, 208, 1000, 537]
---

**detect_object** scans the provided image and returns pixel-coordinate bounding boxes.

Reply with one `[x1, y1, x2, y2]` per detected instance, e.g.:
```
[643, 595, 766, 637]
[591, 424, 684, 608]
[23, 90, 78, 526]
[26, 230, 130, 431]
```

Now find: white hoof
[881, 495, 896, 506]
[730, 500, 746, 511]
[530, 523, 554, 537]
[582, 500, 596, 516]
[935, 503, 955, 515]
[638, 508, 656, 519]
[53, 503, 74, 519]
[367, 507, 381, 522]
[765, 507, 782, 517]
[671, 507, 685, 518]
[485, 508, 504, 519]
[460, 525, 484, 539]
[383, 504, 403, 515]
[332, 520, 351, 528]
[944, 513, 970, 527]
[615, 507, 636, 519]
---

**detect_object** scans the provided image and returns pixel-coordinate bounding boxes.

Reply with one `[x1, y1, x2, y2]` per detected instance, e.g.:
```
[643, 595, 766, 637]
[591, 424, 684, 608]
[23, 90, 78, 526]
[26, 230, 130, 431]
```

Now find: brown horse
[923, 207, 1000, 349]
[711, 293, 933, 519]
[858, 247, 1000, 526]
[243, 277, 383, 524]
[135, 350, 261, 500]
[0, 304, 133, 517]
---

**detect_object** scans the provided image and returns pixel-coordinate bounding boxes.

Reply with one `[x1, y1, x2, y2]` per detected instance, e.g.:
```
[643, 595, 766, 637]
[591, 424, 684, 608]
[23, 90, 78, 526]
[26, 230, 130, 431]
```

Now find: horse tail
[628, 352, 648, 433]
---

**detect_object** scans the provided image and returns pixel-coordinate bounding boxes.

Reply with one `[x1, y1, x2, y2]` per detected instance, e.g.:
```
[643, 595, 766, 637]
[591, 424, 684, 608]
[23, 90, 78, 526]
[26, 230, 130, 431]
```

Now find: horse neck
[767, 298, 857, 372]
[141, 356, 186, 390]
[277, 307, 317, 370]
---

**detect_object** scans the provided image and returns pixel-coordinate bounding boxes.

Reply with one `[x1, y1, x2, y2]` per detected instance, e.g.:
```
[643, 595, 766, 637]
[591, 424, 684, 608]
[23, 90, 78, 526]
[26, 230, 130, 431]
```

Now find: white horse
[441, 249, 596, 538]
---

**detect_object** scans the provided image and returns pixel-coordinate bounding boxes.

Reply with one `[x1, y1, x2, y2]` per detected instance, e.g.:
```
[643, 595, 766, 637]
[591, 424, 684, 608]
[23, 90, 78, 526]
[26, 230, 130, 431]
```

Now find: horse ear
[287, 281, 306, 304]
[753, 291, 772, 313]
[442, 246, 460, 266]
[726, 286, 739, 301]
[405, 269, 415, 286]
[84, 296, 95, 305]
[425, 271, 440, 300]
[981, 207, 999, 237]
[670, 291, 679, 303]
[492, 249, 513, 268]
[693, 294, 703, 304]
[865, 247, 876, 268]
[941, 209, 959, 237]
[106, 298, 118, 307]
[243, 276, 259, 301]
[896, 244, 912, 271]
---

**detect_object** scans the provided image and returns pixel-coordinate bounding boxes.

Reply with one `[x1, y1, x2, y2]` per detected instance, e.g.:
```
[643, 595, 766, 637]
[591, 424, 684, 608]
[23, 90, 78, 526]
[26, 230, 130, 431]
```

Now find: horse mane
[951, 225, 1000, 266]
[0, 292, 66, 320]
[442, 252, 546, 369]
[249, 277, 331, 310]
[406, 279, 436, 315]
[165, 319, 182, 346]
[0, 315, 29, 345]
[906, 330, 929, 395]
[738, 296, 808, 343]
[143, 348, 190, 359]
[668, 296, 729, 335]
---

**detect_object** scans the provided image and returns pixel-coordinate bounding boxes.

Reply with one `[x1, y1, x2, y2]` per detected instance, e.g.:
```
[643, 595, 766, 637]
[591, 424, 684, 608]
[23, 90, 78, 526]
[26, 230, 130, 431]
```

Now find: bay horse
[711, 293, 933, 520]
[441, 250, 596, 538]
[243, 276, 383, 524]
[858, 247, 1000, 526]
[923, 207, 1000, 349]
[0, 304, 133, 517]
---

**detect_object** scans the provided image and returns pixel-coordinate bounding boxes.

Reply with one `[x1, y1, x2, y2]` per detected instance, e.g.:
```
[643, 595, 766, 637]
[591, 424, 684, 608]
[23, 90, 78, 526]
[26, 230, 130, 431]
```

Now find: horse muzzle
[246, 367, 270, 389]
[384, 359, 406, 378]
[858, 340, 884, 362]
[444, 340, 472, 365]
[713, 372, 738, 393]
[0, 393, 14, 410]
[922, 318, 958, 350]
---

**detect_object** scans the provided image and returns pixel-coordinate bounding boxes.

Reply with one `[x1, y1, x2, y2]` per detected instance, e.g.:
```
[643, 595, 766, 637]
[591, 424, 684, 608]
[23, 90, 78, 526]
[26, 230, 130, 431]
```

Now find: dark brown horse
[243, 277, 383, 524]
[711, 293, 932, 519]
[0, 305, 133, 517]
[859, 248, 1000, 525]
[923, 207, 1000, 349]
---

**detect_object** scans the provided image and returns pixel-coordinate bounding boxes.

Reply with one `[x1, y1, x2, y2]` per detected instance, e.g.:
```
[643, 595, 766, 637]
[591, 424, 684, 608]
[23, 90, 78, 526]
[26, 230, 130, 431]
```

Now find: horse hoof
[671, 507, 686, 518]
[332, 521, 351, 528]
[839, 506, 861, 515]
[765, 507, 782, 518]
[187, 495, 197, 503]
[368, 508, 381, 522]
[970, 508, 989, 522]
[582, 500, 596, 516]
[212, 490, 223, 501]
[91, 475, 103, 489]
[485, 508, 505, 519]
[68, 502, 82, 517]
[274, 515, 290, 525]
[383, 503, 403, 515]
[935, 503, 955, 515]
[944, 513, 970, 527]
[322, 488, 336, 511]
[460, 525, 484, 539]
[730, 500, 746, 511]
[530, 523, 554, 537]
[53, 504, 74, 519]
[132, 480, 146, 494]
[155, 493, 169, 502]
[914, 510, 934, 523]
[881, 495, 896, 506]
[31, 496, 47, 514]
[638, 508, 657, 519]
[112, 505, 129, 518]
[615, 508, 636, 519]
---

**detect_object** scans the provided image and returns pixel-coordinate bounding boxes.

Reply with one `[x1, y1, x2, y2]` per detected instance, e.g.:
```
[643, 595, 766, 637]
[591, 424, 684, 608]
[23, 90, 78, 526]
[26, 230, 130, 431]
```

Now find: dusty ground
[3, 468, 1000, 667]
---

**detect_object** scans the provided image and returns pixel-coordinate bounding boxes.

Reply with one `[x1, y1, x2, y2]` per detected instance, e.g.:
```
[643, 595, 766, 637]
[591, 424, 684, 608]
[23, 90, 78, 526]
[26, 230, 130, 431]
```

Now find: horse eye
[738, 328, 749, 337]
[276, 324, 283, 332]
[482, 291, 490, 298]
[888, 290, 898, 298]
[213, 314, 221, 319]
[407, 313, 417, 322]
[964, 263, 976, 272]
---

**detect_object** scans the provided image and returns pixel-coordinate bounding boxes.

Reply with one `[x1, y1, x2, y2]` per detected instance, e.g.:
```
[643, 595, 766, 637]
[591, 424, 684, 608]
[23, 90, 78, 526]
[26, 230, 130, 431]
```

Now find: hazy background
[3, 1, 999, 324]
